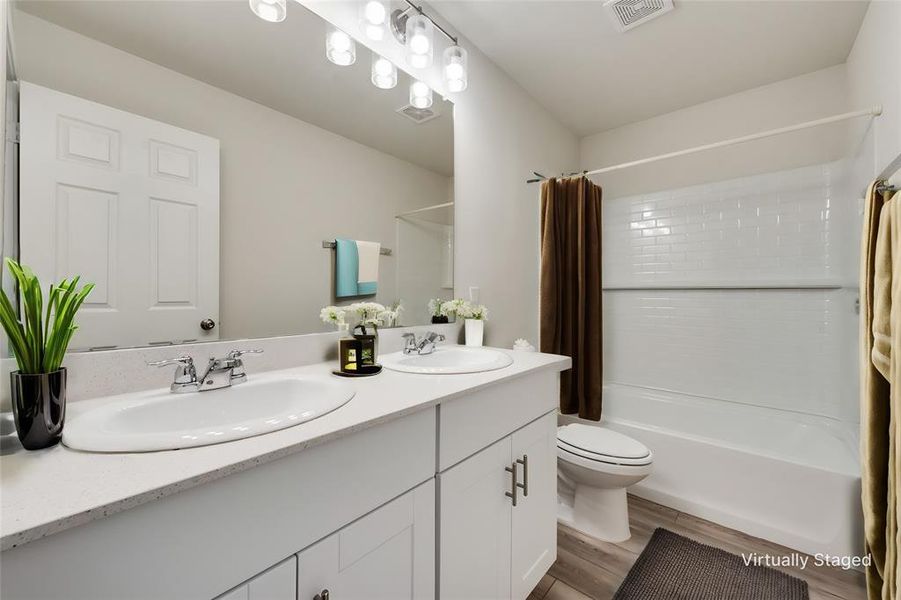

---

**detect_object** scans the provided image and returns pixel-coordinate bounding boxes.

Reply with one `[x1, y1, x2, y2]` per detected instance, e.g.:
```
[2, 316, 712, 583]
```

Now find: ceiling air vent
[603, 0, 674, 32]
[397, 104, 439, 124]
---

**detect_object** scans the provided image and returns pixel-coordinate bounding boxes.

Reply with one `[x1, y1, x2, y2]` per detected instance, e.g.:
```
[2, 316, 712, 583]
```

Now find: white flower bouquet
[320, 301, 400, 329]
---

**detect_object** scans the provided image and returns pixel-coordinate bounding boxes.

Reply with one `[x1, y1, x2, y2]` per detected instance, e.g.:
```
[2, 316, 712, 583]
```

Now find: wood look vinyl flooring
[528, 495, 867, 600]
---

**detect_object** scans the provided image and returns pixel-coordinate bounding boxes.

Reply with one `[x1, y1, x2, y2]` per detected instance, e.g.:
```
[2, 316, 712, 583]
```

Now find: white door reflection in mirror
[19, 82, 219, 350]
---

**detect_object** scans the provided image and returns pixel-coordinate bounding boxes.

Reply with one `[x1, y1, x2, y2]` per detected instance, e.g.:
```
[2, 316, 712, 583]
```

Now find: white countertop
[0, 348, 569, 551]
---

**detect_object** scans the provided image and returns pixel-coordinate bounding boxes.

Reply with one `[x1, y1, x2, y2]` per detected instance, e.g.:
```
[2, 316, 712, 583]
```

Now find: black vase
[431, 315, 449, 324]
[10, 368, 67, 450]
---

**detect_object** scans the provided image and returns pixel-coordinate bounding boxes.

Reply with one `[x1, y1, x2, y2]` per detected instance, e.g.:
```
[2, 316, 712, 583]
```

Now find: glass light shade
[249, 0, 286, 23]
[326, 28, 356, 66]
[359, 0, 387, 41]
[443, 45, 468, 93]
[371, 55, 397, 89]
[405, 14, 433, 69]
[410, 80, 433, 109]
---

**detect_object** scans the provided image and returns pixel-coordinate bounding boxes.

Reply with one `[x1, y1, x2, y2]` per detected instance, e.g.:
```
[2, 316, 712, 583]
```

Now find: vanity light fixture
[404, 14, 433, 69]
[326, 27, 356, 66]
[410, 80, 433, 109]
[249, 0, 286, 23]
[443, 45, 468, 93]
[371, 55, 398, 89]
[360, 0, 388, 41]
[389, 1, 469, 92]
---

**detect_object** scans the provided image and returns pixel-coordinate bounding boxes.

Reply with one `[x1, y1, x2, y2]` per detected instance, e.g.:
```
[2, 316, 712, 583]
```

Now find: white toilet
[556, 424, 653, 542]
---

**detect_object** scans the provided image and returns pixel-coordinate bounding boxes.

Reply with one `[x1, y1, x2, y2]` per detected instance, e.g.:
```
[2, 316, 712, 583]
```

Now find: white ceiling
[17, 0, 454, 176]
[434, 0, 869, 137]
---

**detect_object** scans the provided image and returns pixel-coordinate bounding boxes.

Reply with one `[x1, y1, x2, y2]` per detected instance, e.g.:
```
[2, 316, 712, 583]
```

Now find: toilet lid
[557, 424, 651, 460]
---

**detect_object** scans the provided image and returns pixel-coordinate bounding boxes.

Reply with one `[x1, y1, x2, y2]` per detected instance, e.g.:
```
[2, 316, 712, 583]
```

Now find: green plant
[0, 258, 94, 374]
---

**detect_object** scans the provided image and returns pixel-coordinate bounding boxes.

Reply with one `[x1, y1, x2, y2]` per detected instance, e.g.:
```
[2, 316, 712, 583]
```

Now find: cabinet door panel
[297, 481, 435, 600]
[248, 558, 296, 600]
[439, 371, 558, 470]
[216, 557, 295, 600]
[439, 437, 513, 600]
[511, 412, 558, 600]
[217, 587, 248, 600]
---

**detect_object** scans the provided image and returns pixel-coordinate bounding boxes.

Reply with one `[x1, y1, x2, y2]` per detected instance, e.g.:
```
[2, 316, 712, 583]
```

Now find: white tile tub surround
[601, 160, 861, 423]
[0, 322, 461, 411]
[602, 162, 858, 287]
[602, 288, 859, 422]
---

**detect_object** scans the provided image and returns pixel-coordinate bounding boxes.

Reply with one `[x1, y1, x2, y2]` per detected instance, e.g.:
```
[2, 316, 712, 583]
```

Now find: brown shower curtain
[860, 179, 900, 600]
[539, 176, 603, 421]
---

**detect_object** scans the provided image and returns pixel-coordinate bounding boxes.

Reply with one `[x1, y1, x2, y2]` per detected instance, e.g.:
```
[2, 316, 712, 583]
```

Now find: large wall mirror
[5, 0, 454, 351]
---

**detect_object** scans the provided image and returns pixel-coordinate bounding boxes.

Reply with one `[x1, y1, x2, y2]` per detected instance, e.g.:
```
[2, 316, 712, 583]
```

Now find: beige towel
[861, 180, 901, 600]
[873, 199, 895, 382]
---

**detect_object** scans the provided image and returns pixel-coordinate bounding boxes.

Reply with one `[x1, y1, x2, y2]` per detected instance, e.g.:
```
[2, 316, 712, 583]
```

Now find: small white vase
[465, 319, 484, 347]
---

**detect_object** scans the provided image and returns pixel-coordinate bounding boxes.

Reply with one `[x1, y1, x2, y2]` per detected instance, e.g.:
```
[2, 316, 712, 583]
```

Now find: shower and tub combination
[541, 108, 880, 559]
[591, 384, 860, 557]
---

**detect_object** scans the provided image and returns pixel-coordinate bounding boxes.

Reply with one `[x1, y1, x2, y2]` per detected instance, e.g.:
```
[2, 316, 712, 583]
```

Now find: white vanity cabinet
[438, 370, 560, 600]
[224, 480, 435, 600]
[0, 357, 570, 600]
[296, 481, 435, 600]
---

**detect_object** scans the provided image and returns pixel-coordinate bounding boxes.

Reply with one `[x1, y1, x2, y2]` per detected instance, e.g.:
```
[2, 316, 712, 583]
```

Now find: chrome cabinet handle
[200, 318, 216, 331]
[314, 589, 330, 600]
[516, 454, 529, 497]
[505, 462, 518, 506]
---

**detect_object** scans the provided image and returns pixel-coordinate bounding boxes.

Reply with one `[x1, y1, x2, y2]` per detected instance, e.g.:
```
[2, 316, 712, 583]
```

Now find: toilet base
[564, 485, 631, 543]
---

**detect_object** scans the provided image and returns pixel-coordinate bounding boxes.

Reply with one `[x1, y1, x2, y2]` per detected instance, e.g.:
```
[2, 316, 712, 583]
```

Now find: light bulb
[359, 1, 387, 41]
[442, 45, 468, 93]
[374, 58, 393, 76]
[445, 63, 464, 80]
[447, 78, 466, 93]
[410, 81, 433, 109]
[363, 1, 386, 25]
[249, 0, 286, 22]
[326, 28, 356, 66]
[371, 55, 397, 89]
[330, 30, 352, 52]
[410, 33, 430, 55]
[404, 14, 433, 69]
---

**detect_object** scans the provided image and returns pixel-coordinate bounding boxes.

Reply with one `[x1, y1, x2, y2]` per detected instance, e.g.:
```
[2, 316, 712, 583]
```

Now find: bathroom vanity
[0, 348, 569, 600]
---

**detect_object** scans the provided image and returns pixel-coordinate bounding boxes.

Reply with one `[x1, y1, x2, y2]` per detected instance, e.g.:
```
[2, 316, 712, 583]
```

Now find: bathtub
[562, 383, 862, 558]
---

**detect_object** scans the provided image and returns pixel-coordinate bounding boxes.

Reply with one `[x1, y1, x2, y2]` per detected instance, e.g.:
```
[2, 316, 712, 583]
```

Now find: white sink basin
[381, 346, 513, 374]
[63, 376, 355, 453]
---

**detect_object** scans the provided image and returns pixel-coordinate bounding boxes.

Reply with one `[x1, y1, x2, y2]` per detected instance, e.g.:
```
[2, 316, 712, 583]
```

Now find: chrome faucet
[147, 356, 199, 393]
[402, 332, 446, 356]
[149, 349, 263, 393]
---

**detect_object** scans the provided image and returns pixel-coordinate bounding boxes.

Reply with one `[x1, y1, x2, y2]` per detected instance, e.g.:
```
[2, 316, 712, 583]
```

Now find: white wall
[846, 0, 901, 180]
[452, 57, 579, 346]
[581, 65, 853, 198]
[12, 11, 451, 341]
[300, 1, 580, 348]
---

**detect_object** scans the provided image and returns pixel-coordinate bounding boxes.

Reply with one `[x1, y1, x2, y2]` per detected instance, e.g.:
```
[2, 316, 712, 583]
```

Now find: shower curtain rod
[527, 106, 884, 184]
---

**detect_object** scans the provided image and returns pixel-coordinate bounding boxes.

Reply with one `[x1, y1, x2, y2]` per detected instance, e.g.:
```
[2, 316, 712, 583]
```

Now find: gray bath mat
[613, 528, 809, 600]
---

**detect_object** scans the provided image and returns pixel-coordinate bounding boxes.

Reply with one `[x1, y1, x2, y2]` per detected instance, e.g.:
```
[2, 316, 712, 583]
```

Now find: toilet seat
[557, 424, 652, 467]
